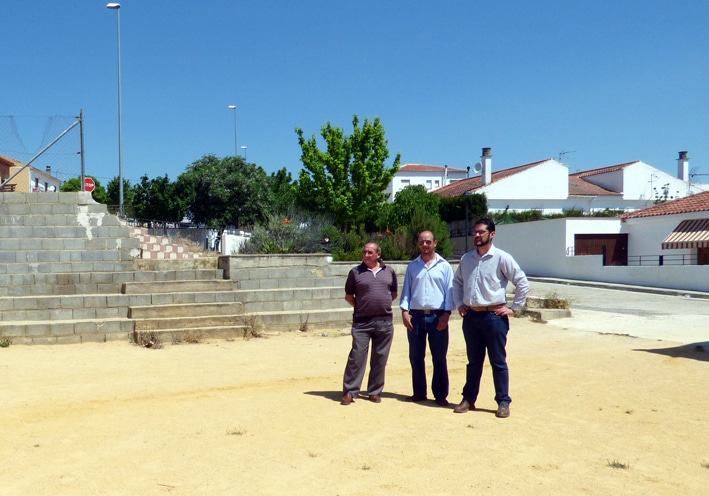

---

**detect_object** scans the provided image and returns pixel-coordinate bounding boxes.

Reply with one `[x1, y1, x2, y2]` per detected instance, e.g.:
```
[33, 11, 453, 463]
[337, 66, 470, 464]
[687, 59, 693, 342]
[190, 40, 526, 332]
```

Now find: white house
[483, 191, 709, 292]
[385, 164, 467, 201]
[1, 154, 62, 192]
[435, 148, 709, 215]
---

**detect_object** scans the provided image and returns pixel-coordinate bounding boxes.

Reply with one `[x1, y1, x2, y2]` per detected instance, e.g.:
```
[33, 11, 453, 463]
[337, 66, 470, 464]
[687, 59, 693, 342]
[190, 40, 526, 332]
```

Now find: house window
[434, 180, 440, 188]
[425, 180, 432, 190]
[401, 180, 410, 187]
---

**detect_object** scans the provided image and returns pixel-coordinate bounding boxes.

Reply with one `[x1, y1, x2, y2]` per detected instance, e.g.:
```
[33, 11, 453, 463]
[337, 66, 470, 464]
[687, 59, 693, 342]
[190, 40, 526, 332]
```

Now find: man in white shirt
[452, 218, 529, 418]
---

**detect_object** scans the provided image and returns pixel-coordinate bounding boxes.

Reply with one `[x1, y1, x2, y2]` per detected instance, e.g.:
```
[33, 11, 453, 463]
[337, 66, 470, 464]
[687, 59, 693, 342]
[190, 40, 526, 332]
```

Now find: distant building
[385, 164, 468, 201]
[434, 148, 709, 214]
[0, 154, 62, 192]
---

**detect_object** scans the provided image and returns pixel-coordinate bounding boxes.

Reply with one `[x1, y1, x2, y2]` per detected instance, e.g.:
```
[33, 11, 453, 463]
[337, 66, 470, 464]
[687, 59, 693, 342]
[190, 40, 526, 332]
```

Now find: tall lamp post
[241, 145, 247, 159]
[107, 3, 124, 217]
[228, 105, 238, 156]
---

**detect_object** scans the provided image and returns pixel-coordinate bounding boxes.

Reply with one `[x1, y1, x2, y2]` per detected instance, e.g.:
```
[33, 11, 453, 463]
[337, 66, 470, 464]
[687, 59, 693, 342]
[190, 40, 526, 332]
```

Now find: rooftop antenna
[558, 150, 576, 162]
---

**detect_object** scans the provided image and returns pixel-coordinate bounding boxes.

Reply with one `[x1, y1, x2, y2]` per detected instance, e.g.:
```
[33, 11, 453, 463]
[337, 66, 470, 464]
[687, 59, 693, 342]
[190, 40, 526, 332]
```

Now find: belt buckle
[423, 310, 432, 315]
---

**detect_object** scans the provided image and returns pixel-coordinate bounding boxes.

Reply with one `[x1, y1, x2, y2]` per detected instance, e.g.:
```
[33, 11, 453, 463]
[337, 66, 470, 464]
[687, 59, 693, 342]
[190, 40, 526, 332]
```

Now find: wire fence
[0, 114, 82, 186]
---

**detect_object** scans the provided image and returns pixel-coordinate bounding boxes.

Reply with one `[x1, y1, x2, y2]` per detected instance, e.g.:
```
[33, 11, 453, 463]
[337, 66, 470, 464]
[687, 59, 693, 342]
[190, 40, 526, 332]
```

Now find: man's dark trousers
[407, 312, 449, 401]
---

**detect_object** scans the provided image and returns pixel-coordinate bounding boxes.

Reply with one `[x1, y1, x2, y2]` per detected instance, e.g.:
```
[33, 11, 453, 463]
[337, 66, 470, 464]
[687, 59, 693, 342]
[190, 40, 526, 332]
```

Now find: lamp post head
[241, 146, 247, 150]
[228, 105, 236, 109]
[107, 3, 121, 9]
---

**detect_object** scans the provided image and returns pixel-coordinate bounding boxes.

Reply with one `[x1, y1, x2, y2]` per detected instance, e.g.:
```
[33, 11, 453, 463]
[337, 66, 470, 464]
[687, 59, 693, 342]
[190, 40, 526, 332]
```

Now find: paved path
[526, 277, 709, 345]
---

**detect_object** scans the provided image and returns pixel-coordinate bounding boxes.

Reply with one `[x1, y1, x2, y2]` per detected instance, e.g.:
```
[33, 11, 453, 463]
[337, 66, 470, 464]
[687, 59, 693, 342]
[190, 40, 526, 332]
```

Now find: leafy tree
[131, 174, 184, 222]
[376, 185, 441, 230]
[60, 176, 109, 204]
[178, 154, 271, 230]
[375, 185, 452, 259]
[439, 192, 487, 222]
[267, 167, 298, 215]
[295, 115, 401, 229]
[106, 177, 135, 216]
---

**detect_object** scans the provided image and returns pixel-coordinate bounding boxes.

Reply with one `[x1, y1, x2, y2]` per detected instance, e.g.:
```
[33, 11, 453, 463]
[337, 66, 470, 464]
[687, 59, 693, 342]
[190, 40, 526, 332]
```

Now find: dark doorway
[574, 234, 628, 266]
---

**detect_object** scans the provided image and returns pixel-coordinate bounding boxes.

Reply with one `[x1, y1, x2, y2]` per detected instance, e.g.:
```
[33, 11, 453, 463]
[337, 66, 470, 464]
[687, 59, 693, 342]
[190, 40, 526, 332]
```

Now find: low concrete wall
[450, 221, 709, 293]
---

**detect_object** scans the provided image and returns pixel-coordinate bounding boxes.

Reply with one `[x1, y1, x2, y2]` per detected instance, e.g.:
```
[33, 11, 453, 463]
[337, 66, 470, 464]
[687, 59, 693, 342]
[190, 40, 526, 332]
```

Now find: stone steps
[122, 279, 235, 294]
[129, 226, 203, 260]
[234, 287, 346, 313]
[0, 269, 226, 297]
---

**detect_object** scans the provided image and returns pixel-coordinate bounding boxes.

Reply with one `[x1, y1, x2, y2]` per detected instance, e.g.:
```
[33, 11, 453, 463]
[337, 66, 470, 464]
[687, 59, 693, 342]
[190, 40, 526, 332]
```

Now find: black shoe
[434, 398, 449, 407]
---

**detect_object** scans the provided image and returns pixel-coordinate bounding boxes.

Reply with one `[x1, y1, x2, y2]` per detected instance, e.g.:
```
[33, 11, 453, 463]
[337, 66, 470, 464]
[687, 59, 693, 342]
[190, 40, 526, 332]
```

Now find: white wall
[491, 217, 709, 292]
[387, 169, 467, 201]
[481, 160, 569, 200]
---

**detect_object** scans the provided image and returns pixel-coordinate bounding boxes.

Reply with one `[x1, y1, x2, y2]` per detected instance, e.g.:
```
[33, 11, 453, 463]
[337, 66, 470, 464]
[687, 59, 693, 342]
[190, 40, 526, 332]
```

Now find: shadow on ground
[635, 342, 709, 362]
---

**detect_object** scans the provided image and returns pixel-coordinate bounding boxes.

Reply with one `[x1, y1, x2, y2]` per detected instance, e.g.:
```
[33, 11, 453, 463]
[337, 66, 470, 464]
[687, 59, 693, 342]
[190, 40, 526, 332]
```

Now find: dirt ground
[1, 314, 707, 496]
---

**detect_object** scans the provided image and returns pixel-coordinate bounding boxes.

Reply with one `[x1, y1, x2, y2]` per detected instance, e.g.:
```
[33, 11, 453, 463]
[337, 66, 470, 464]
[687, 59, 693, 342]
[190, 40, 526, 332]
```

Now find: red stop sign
[84, 177, 96, 192]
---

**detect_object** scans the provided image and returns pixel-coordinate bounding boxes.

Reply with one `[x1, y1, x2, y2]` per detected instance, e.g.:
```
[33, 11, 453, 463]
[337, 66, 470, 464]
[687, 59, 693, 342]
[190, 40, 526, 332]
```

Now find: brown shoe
[340, 393, 355, 405]
[496, 403, 510, 418]
[453, 400, 474, 413]
[369, 394, 381, 403]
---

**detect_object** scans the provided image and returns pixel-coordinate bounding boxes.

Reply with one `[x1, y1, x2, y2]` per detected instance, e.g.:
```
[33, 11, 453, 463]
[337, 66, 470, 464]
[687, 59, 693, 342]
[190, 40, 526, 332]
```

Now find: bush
[242, 210, 334, 254]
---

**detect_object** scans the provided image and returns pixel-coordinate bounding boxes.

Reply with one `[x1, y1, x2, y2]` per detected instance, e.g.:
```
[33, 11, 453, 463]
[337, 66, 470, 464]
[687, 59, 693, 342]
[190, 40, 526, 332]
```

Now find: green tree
[178, 154, 271, 230]
[60, 176, 109, 204]
[376, 185, 452, 259]
[106, 177, 135, 216]
[376, 185, 441, 230]
[295, 115, 401, 229]
[131, 174, 184, 222]
[267, 167, 297, 215]
[439, 192, 487, 223]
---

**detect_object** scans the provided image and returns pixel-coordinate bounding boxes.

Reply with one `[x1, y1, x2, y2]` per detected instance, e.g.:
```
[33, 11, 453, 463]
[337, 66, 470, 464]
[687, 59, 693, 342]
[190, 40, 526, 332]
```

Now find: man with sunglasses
[452, 218, 529, 418]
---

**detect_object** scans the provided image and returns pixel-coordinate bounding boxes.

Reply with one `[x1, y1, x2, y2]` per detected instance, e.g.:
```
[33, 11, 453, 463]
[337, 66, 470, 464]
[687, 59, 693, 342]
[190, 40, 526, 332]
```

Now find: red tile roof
[434, 159, 551, 198]
[400, 164, 468, 173]
[621, 190, 709, 219]
[570, 161, 640, 178]
[568, 175, 621, 196]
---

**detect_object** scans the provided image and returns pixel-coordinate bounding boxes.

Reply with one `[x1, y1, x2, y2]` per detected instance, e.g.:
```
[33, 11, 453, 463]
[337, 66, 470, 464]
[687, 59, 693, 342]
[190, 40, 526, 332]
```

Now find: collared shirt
[399, 253, 455, 312]
[345, 262, 398, 322]
[453, 244, 529, 312]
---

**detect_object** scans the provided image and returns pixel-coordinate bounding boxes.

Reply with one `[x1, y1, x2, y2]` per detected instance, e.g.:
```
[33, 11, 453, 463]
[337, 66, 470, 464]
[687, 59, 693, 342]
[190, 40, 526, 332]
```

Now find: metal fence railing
[627, 254, 698, 266]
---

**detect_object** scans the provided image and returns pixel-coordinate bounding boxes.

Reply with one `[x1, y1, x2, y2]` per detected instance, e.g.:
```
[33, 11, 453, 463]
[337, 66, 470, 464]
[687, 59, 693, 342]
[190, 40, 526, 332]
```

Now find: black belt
[409, 309, 446, 315]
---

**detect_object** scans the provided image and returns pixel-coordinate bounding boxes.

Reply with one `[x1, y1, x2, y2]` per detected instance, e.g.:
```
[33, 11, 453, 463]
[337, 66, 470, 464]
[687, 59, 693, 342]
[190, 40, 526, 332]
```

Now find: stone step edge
[3, 290, 238, 301]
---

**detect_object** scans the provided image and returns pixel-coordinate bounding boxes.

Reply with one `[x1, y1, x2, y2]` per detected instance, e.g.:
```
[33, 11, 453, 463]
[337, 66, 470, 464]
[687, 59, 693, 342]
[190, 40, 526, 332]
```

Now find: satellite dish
[472, 162, 482, 174]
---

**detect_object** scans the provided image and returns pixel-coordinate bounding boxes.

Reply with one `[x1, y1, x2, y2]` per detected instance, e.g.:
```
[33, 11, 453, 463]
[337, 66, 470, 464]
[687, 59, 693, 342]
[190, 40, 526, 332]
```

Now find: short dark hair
[474, 217, 496, 233]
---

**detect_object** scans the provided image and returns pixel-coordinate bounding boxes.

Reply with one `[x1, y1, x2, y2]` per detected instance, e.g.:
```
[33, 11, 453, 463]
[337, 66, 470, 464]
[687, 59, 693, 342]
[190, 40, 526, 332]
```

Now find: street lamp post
[241, 145, 247, 159]
[228, 105, 238, 156]
[107, 3, 124, 217]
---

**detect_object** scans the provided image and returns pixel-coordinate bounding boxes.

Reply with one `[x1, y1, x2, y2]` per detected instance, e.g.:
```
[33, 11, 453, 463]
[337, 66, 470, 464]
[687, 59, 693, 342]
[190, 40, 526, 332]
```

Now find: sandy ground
[1, 314, 707, 496]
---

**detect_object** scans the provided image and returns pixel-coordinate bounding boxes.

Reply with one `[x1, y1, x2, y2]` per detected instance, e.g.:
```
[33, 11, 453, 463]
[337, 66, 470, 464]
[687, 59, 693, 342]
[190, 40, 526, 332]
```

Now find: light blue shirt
[453, 244, 529, 312]
[399, 254, 455, 312]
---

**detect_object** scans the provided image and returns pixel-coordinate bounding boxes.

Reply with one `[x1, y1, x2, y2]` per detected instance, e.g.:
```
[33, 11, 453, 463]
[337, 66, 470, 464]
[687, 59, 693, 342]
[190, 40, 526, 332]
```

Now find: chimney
[443, 164, 448, 185]
[481, 147, 492, 185]
[677, 151, 689, 181]
[46, 166, 52, 174]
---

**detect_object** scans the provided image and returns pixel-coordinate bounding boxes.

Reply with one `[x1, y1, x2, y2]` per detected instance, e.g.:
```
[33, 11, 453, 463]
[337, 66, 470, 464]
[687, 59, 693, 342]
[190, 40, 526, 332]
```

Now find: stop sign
[84, 177, 96, 192]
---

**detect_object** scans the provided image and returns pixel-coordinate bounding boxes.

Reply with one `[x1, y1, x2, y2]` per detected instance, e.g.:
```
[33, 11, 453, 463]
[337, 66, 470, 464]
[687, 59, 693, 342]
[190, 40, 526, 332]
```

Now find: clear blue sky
[2, 0, 708, 187]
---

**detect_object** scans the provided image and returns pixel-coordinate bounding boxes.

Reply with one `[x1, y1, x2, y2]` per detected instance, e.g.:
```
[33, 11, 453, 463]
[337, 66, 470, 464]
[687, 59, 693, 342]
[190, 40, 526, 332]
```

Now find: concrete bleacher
[0, 192, 360, 344]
